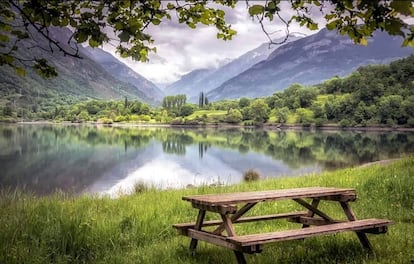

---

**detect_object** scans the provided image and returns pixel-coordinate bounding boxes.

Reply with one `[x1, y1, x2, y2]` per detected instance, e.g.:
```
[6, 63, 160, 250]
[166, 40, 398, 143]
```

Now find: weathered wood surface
[182, 187, 357, 206]
[173, 211, 308, 232]
[227, 218, 392, 247]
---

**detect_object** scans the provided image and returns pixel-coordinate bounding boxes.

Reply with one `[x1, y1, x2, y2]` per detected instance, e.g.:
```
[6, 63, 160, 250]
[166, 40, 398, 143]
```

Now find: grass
[1, 157, 413, 263]
[186, 110, 227, 120]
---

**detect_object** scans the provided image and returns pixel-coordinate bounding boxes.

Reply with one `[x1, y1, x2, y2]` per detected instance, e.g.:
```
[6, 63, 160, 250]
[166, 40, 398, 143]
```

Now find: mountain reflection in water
[0, 124, 413, 196]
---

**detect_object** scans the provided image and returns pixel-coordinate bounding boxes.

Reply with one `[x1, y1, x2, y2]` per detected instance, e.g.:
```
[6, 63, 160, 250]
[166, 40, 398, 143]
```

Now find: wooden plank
[302, 199, 320, 228]
[187, 229, 242, 251]
[186, 229, 263, 254]
[294, 198, 335, 222]
[221, 214, 237, 237]
[228, 219, 393, 247]
[183, 187, 356, 206]
[173, 211, 308, 231]
[289, 216, 343, 226]
[191, 203, 238, 214]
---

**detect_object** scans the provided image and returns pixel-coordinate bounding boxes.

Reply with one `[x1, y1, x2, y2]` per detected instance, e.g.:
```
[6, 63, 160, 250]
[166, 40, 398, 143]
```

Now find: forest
[1, 55, 413, 127]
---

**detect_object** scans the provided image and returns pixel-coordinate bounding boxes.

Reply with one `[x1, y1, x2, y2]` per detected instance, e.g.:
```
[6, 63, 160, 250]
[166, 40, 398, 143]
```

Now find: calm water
[1, 124, 413, 196]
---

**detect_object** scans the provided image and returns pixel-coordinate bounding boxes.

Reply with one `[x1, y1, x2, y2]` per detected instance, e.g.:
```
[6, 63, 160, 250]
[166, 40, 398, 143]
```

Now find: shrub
[243, 169, 261, 182]
[99, 117, 113, 124]
[133, 181, 148, 194]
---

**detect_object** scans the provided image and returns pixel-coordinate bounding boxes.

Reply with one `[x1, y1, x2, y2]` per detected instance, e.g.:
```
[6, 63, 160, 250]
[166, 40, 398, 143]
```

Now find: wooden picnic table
[173, 187, 392, 264]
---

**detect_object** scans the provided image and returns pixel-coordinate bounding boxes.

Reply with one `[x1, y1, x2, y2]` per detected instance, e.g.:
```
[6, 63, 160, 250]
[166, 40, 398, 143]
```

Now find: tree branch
[9, 0, 82, 59]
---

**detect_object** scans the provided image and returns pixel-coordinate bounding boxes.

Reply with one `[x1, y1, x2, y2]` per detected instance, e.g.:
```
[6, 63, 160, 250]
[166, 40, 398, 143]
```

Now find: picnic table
[173, 187, 392, 264]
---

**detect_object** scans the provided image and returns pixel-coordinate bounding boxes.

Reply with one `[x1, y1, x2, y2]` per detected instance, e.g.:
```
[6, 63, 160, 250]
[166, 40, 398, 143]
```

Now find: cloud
[103, 2, 325, 86]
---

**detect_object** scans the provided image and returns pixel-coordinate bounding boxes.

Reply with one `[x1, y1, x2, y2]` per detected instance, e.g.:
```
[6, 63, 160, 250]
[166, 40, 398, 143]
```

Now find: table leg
[234, 251, 247, 264]
[340, 202, 373, 251]
[190, 209, 206, 251]
[303, 199, 320, 228]
[213, 202, 257, 235]
[220, 214, 247, 264]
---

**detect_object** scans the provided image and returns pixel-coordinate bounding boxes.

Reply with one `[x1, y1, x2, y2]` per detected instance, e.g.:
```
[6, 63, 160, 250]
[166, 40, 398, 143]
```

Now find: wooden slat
[191, 203, 238, 214]
[186, 229, 242, 251]
[288, 216, 343, 226]
[186, 229, 264, 254]
[228, 219, 393, 247]
[173, 211, 308, 231]
[183, 187, 356, 206]
[293, 198, 335, 222]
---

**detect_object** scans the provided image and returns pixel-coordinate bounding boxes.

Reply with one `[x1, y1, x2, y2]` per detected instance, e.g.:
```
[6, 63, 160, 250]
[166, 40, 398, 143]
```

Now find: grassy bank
[1, 158, 413, 264]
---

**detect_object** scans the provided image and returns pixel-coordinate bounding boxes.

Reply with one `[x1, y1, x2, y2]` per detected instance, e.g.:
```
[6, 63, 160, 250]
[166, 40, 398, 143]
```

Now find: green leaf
[88, 38, 100, 47]
[187, 22, 196, 29]
[75, 31, 88, 42]
[61, 18, 69, 27]
[0, 34, 9, 42]
[391, 1, 412, 16]
[118, 31, 130, 42]
[402, 38, 414, 47]
[15, 67, 26, 77]
[307, 22, 318, 30]
[248, 5, 265, 16]
[167, 3, 175, 10]
[326, 20, 339, 30]
[152, 19, 161, 25]
[325, 14, 336, 20]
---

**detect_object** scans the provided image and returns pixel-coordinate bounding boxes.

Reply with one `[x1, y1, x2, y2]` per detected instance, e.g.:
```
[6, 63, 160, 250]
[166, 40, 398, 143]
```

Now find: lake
[1, 124, 413, 196]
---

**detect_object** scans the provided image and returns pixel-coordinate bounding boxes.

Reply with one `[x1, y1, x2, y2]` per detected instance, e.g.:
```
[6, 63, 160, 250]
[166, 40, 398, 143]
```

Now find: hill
[0, 27, 156, 120]
[207, 29, 414, 101]
[165, 34, 304, 102]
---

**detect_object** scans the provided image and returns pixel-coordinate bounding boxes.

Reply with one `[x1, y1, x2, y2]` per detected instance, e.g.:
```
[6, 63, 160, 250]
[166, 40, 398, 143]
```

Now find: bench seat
[227, 218, 392, 247]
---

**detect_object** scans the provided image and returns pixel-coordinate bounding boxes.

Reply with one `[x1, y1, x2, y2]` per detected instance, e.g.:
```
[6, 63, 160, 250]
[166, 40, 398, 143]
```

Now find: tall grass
[0, 158, 413, 264]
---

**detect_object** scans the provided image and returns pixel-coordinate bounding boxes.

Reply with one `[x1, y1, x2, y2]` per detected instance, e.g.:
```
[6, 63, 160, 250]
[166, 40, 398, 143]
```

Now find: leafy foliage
[1, 0, 413, 77]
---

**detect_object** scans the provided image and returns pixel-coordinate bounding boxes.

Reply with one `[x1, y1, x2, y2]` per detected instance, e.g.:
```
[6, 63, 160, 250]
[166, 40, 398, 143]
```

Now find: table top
[182, 187, 356, 206]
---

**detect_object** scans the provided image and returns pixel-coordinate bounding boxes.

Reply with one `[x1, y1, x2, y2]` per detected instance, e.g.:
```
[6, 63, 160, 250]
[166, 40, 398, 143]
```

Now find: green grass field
[1, 157, 413, 263]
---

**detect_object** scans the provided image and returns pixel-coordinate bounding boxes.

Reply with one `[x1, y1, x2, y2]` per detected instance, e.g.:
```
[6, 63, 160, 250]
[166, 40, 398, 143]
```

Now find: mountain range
[0, 26, 161, 111]
[206, 29, 414, 101]
[2, 26, 414, 112]
[165, 34, 304, 102]
[83, 47, 164, 102]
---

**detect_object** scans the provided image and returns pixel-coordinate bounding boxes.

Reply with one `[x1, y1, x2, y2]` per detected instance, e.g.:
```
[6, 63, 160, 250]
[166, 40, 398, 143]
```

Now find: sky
[102, 2, 326, 87]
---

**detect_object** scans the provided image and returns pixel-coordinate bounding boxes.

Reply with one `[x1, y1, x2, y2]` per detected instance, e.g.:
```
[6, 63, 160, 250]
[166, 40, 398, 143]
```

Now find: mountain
[207, 29, 414, 101]
[165, 34, 304, 101]
[83, 47, 164, 102]
[0, 26, 156, 115]
[164, 68, 215, 97]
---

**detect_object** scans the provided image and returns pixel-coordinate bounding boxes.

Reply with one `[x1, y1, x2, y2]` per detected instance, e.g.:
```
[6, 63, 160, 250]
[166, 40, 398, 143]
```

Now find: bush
[243, 169, 261, 182]
[139, 115, 151, 122]
[133, 181, 149, 194]
[99, 117, 113, 124]
[114, 115, 126, 122]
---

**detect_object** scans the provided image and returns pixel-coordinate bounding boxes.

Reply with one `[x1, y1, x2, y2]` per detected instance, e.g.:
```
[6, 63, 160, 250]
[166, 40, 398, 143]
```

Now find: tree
[198, 92, 208, 108]
[246, 99, 270, 124]
[275, 107, 290, 124]
[179, 104, 195, 117]
[1, 0, 413, 77]
[296, 108, 314, 125]
[238, 97, 250, 108]
[199, 92, 205, 108]
[226, 108, 243, 123]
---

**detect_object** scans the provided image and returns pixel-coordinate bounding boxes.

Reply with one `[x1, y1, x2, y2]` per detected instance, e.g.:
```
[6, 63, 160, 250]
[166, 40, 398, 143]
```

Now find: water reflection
[0, 124, 413, 196]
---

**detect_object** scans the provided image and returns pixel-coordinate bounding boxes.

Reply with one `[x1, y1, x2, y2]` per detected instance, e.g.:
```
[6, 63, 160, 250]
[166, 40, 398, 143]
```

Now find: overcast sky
[103, 2, 326, 87]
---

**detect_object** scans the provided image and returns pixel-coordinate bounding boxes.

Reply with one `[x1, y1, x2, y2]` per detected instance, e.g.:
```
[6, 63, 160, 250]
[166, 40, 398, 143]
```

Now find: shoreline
[5, 120, 414, 132]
